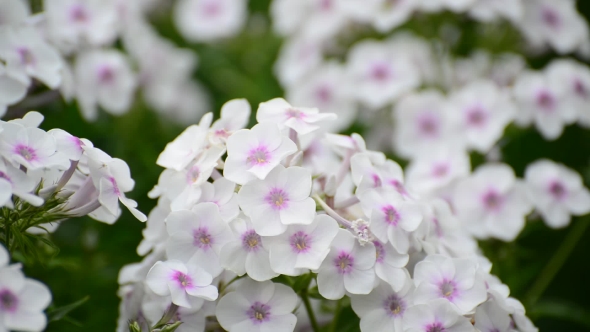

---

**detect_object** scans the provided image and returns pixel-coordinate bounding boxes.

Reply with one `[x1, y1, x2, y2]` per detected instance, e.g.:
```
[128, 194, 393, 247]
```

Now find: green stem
[300, 290, 320, 332]
[330, 299, 342, 332]
[525, 217, 590, 306]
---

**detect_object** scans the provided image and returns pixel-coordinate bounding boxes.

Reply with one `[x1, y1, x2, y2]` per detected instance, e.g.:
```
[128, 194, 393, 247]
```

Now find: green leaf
[292, 273, 313, 293]
[530, 300, 590, 328]
[307, 286, 323, 300]
[155, 321, 183, 332]
[48, 296, 90, 322]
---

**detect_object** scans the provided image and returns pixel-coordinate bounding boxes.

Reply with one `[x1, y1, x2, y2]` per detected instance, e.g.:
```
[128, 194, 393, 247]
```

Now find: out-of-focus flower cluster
[272, 0, 590, 137]
[0, 244, 51, 332]
[0, 110, 146, 240]
[0, 0, 248, 124]
[115, 98, 581, 332]
[270, 0, 590, 241]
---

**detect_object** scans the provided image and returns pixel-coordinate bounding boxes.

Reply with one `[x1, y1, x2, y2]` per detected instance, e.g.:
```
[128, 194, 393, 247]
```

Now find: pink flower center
[315, 85, 332, 103]
[536, 91, 555, 112]
[173, 271, 193, 289]
[17, 47, 35, 66]
[193, 227, 212, 250]
[247, 302, 271, 323]
[242, 230, 261, 252]
[383, 294, 405, 317]
[466, 106, 487, 127]
[548, 181, 567, 200]
[98, 66, 115, 84]
[186, 165, 200, 184]
[202, 1, 222, 16]
[370, 63, 392, 82]
[482, 190, 503, 212]
[0, 289, 18, 312]
[70, 4, 88, 22]
[265, 188, 289, 210]
[247, 146, 270, 166]
[334, 251, 354, 274]
[541, 7, 560, 29]
[426, 322, 446, 332]
[574, 79, 588, 97]
[14, 144, 36, 162]
[439, 279, 457, 300]
[417, 114, 440, 138]
[286, 108, 304, 119]
[382, 205, 400, 225]
[290, 231, 311, 253]
[319, 0, 333, 11]
[432, 163, 449, 178]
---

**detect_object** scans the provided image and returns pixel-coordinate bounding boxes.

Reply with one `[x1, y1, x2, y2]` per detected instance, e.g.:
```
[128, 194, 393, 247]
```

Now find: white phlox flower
[347, 40, 420, 110]
[453, 163, 532, 241]
[45, 0, 119, 52]
[392, 90, 461, 159]
[405, 147, 470, 200]
[85, 146, 147, 222]
[257, 98, 337, 136]
[350, 278, 414, 332]
[286, 61, 357, 132]
[544, 59, 590, 128]
[216, 278, 298, 332]
[0, 158, 44, 208]
[0, 26, 63, 89]
[413, 255, 487, 315]
[74, 49, 137, 121]
[267, 214, 339, 276]
[373, 240, 410, 291]
[192, 177, 240, 222]
[316, 229, 376, 300]
[165, 203, 233, 277]
[448, 79, 516, 153]
[518, 0, 589, 54]
[524, 159, 590, 228]
[219, 216, 278, 281]
[238, 165, 315, 236]
[351, 152, 407, 196]
[512, 70, 576, 140]
[0, 244, 52, 332]
[209, 98, 251, 145]
[155, 117, 211, 172]
[173, 0, 247, 42]
[0, 122, 69, 171]
[224, 122, 297, 185]
[358, 188, 423, 253]
[371, 0, 419, 33]
[402, 298, 476, 332]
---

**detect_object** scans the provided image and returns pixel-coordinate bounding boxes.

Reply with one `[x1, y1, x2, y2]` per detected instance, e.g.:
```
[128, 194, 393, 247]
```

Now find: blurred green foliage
[9, 0, 590, 331]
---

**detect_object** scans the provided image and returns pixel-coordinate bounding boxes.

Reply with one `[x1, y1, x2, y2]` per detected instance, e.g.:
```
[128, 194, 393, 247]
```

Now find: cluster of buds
[116, 98, 560, 332]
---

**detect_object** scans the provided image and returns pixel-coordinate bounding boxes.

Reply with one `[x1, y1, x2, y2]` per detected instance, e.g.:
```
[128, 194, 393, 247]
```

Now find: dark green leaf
[48, 296, 90, 322]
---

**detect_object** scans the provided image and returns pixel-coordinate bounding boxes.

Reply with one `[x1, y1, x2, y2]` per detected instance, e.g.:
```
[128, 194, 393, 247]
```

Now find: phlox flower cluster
[0, 244, 51, 332]
[269, 0, 590, 242]
[271, 0, 590, 136]
[0, 110, 146, 236]
[118, 98, 544, 332]
[0, 0, 248, 124]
